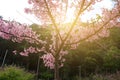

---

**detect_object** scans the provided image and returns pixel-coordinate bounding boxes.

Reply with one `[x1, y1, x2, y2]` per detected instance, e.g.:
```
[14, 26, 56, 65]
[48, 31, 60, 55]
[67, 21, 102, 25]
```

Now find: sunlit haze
[0, 0, 114, 24]
[81, 0, 114, 22]
[0, 0, 40, 25]
[65, 0, 114, 22]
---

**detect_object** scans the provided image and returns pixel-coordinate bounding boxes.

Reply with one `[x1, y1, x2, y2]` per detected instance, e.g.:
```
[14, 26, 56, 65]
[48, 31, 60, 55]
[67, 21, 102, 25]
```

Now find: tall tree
[25, 0, 120, 80]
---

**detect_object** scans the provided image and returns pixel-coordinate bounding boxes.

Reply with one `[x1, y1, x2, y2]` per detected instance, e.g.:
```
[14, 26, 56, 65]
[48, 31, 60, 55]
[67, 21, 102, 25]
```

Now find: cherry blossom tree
[24, 0, 120, 80]
[0, 0, 120, 80]
[0, 19, 45, 56]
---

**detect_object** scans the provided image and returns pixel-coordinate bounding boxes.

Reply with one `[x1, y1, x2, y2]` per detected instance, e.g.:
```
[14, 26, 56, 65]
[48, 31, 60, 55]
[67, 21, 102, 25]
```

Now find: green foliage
[72, 72, 120, 80]
[90, 72, 120, 80]
[30, 23, 52, 41]
[103, 46, 120, 72]
[92, 75, 107, 80]
[0, 66, 35, 80]
[63, 27, 120, 79]
[40, 71, 53, 79]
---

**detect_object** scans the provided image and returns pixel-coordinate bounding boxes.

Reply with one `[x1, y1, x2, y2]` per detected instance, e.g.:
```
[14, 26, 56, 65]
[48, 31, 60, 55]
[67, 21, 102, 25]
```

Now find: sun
[64, 7, 94, 23]
[65, 7, 75, 23]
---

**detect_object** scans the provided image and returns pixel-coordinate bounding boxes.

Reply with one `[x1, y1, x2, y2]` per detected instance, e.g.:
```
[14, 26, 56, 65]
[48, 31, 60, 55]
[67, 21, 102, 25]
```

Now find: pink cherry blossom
[41, 53, 55, 69]
[23, 0, 120, 70]
[24, 8, 32, 14]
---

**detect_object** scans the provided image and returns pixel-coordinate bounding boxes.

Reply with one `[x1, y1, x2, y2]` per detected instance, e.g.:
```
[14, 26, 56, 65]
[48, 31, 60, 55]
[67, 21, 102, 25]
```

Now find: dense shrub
[73, 71, 120, 80]
[0, 66, 35, 80]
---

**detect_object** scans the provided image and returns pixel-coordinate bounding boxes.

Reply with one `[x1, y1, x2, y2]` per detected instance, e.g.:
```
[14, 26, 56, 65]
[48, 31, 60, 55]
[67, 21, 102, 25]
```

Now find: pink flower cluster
[0, 18, 42, 44]
[13, 46, 42, 56]
[41, 53, 55, 69]
[20, 46, 37, 56]
[59, 50, 68, 60]
[0, 18, 46, 58]
[24, 8, 32, 14]
[64, 0, 120, 45]
[58, 50, 68, 68]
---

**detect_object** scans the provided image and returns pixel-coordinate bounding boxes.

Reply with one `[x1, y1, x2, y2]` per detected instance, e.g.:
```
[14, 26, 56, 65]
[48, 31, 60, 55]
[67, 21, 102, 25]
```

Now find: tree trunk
[54, 61, 60, 80]
[1, 49, 8, 68]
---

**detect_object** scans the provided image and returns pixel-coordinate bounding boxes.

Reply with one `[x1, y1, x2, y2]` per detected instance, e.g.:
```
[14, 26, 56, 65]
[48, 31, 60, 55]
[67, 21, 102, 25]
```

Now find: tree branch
[0, 30, 42, 45]
[55, 0, 86, 56]
[94, 40, 108, 51]
[44, 0, 63, 41]
[82, 0, 93, 12]
[66, 15, 119, 45]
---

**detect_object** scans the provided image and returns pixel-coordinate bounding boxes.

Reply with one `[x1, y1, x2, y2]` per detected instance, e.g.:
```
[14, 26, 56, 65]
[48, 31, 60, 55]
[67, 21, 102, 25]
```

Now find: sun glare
[0, 0, 113, 24]
[80, 0, 113, 22]
[65, 8, 75, 23]
[64, 0, 113, 23]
